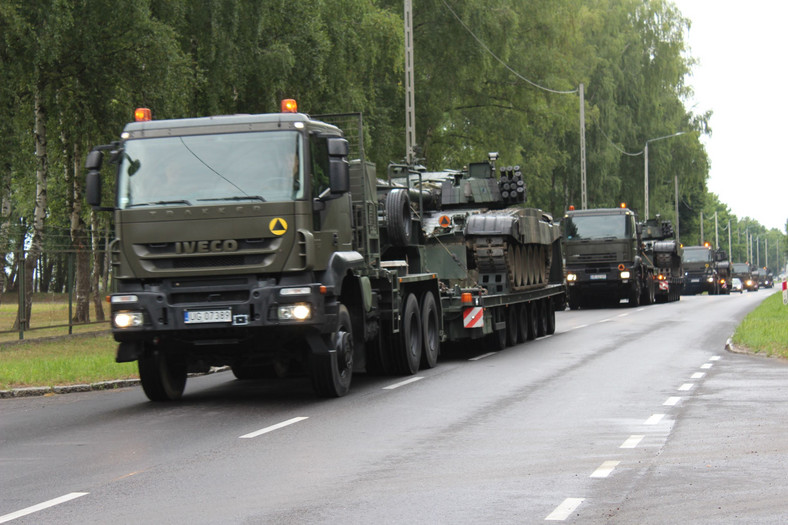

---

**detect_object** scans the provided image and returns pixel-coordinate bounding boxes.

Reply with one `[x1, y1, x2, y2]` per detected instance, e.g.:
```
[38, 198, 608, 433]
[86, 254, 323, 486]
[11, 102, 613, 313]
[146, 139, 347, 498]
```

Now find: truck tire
[485, 307, 508, 350]
[386, 189, 411, 247]
[394, 293, 422, 374]
[138, 347, 187, 402]
[311, 304, 354, 397]
[517, 303, 529, 343]
[629, 278, 641, 307]
[544, 298, 556, 335]
[420, 291, 440, 369]
[536, 300, 547, 337]
[506, 305, 518, 347]
[526, 301, 539, 340]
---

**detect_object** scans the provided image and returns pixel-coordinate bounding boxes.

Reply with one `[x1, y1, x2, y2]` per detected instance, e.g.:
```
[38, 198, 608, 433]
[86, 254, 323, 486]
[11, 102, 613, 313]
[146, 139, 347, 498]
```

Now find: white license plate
[184, 309, 232, 324]
[691, 278, 700, 283]
[590, 274, 607, 280]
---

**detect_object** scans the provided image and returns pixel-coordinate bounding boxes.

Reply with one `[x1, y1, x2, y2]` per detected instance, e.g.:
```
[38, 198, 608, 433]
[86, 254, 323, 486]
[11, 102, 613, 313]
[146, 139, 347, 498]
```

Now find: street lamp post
[644, 131, 687, 219]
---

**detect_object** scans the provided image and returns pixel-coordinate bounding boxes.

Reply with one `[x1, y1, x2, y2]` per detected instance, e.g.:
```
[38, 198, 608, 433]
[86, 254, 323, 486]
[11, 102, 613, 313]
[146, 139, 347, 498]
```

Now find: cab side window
[310, 135, 330, 199]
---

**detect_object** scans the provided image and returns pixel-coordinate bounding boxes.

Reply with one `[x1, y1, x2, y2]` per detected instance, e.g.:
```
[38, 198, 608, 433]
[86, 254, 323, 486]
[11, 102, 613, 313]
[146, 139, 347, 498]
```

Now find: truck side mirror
[85, 150, 104, 207]
[329, 158, 349, 195]
[326, 137, 349, 195]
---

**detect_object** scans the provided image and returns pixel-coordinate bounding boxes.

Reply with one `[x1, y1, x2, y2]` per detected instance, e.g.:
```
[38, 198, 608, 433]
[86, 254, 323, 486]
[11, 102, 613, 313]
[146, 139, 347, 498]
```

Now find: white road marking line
[545, 498, 585, 521]
[679, 383, 694, 391]
[663, 396, 681, 406]
[382, 376, 424, 390]
[469, 352, 497, 361]
[691, 372, 705, 379]
[0, 492, 89, 524]
[240, 417, 309, 439]
[590, 460, 620, 478]
[701, 363, 713, 369]
[620, 435, 645, 448]
[599, 318, 613, 323]
[709, 355, 721, 361]
[645, 413, 665, 425]
[617, 313, 630, 318]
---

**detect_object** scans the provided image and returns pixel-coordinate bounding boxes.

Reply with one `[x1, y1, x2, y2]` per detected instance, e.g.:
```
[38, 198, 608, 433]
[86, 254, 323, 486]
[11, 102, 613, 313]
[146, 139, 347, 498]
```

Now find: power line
[441, 0, 578, 95]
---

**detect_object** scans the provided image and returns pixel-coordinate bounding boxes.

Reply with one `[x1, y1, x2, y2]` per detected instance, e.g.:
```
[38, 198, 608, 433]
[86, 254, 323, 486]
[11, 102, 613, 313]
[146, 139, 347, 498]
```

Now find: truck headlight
[707, 277, 714, 283]
[566, 273, 577, 282]
[278, 303, 312, 321]
[114, 311, 144, 328]
[620, 270, 631, 279]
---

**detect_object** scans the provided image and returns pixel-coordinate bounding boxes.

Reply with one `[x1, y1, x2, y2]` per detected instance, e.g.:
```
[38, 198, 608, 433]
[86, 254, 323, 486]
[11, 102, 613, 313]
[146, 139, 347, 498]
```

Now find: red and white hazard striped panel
[463, 307, 484, 328]
[659, 281, 669, 292]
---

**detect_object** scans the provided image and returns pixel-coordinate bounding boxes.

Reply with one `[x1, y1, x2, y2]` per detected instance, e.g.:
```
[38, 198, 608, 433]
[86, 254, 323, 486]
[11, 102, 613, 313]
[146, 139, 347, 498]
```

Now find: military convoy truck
[682, 244, 729, 295]
[563, 206, 682, 309]
[85, 102, 564, 401]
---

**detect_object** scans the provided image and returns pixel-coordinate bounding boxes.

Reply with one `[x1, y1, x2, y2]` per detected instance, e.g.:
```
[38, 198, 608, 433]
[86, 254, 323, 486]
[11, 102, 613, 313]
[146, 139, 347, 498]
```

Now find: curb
[0, 379, 141, 399]
[0, 367, 230, 400]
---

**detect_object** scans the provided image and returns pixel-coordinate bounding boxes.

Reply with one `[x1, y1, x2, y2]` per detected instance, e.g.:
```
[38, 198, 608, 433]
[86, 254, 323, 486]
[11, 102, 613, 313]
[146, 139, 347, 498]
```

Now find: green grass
[732, 291, 788, 358]
[0, 333, 137, 390]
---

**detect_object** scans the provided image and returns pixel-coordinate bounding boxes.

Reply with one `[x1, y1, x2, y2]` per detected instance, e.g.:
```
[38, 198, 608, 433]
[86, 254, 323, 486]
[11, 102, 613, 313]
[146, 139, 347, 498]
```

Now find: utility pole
[714, 211, 719, 249]
[404, 0, 416, 165]
[579, 83, 587, 209]
[700, 211, 704, 245]
[728, 220, 732, 261]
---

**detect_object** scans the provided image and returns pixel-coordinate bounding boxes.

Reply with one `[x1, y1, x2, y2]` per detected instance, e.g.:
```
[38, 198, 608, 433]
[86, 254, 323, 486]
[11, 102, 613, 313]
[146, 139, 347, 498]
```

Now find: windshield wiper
[197, 196, 267, 202]
[127, 200, 192, 207]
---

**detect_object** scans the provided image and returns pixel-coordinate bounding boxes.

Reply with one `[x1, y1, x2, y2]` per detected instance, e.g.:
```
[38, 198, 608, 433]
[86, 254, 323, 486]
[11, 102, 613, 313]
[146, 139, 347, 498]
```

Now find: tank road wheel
[517, 303, 529, 343]
[386, 189, 412, 247]
[138, 347, 187, 402]
[311, 304, 354, 397]
[526, 301, 539, 340]
[420, 291, 440, 369]
[394, 293, 422, 375]
[544, 298, 556, 335]
[506, 305, 519, 347]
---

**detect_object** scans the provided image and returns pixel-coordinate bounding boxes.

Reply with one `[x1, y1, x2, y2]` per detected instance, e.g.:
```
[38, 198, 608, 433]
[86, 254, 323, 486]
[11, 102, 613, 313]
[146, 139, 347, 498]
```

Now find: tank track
[471, 236, 551, 291]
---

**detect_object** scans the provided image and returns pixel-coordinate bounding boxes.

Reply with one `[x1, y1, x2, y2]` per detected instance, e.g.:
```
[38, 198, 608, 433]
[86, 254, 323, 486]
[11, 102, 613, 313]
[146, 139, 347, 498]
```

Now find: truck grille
[134, 238, 278, 271]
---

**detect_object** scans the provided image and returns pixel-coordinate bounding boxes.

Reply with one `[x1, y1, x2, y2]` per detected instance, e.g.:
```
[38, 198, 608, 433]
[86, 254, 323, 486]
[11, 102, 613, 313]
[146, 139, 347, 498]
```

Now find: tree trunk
[16, 88, 48, 331]
[65, 138, 91, 323]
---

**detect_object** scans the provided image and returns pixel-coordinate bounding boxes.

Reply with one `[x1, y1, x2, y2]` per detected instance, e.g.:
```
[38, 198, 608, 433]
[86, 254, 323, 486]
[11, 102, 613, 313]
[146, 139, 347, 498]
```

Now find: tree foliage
[0, 0, 785, 327]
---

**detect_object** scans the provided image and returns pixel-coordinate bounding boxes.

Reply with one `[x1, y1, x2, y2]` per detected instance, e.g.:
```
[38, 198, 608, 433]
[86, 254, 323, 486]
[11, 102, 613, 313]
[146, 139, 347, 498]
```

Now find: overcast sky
[671, 0, 788, 232]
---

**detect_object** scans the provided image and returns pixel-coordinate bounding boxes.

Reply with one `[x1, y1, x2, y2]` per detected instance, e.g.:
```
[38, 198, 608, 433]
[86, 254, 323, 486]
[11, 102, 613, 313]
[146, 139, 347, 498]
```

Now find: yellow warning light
[281, 99, 298, 113]
[568, 205, 575, 211]
[619, 202, 627, 208]
[134, 108, 152, 122]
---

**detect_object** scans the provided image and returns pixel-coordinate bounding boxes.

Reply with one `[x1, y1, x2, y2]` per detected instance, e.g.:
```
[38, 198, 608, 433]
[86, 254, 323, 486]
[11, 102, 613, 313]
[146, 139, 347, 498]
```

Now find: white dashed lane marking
[0, 492, 89, 524]
[590, 460, 620, 479]
[620, 435, 645, 448]
[545, 498, 585, 521]
[382, 376, 424, 390]
[239, 417, 309, 439]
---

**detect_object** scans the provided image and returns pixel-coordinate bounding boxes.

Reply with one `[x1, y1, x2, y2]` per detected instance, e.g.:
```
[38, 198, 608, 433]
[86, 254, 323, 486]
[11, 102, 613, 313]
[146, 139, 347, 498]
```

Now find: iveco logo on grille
[175, 240, 239, 254]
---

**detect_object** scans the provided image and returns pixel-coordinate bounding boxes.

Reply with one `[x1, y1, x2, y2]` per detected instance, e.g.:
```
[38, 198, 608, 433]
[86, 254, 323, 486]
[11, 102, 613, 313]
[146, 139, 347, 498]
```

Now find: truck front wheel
[311, 304, 354, 397]
[138, 347, 187, 402]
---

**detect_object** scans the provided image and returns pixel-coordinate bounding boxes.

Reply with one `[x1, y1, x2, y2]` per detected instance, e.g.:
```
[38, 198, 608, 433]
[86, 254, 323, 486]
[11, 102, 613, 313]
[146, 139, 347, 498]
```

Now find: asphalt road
[2, 290, 786, 524]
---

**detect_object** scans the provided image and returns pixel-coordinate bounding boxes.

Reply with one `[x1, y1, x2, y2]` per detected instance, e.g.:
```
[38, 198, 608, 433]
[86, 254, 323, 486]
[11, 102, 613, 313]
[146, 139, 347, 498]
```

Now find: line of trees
[1, 0, 785, 328]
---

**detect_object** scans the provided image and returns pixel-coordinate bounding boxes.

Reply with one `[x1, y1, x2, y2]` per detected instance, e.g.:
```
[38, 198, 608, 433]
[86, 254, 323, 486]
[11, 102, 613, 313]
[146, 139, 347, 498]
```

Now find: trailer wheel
[420, 291, 440, 369]
[526, 301, 538, 340]
[386, 189, 411, 247]
[138, 347, 187, 402]
[506, 305, 518, 347]
[536, 300, 547, 337]
[395, 293, 422, 374]
[544, 298, 556, 335]
[311, 304, 354, 397]
[517, 303, 529, 343]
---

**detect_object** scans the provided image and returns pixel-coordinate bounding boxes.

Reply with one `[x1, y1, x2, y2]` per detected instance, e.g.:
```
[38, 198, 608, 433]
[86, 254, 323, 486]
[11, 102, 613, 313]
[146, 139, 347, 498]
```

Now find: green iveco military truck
[85, 101, 564, 401]
[563, 205, 682, 308]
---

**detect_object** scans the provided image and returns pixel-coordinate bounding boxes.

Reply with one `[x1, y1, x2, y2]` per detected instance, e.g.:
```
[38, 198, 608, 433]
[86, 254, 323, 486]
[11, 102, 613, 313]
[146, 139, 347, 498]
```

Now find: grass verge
[732, 291, 788, 359]
[0, 333, 137, 390]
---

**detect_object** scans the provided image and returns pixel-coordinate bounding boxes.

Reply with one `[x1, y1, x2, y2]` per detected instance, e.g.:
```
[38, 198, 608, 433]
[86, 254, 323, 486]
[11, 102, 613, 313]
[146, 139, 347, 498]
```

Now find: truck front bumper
[110, 278, 335, 344]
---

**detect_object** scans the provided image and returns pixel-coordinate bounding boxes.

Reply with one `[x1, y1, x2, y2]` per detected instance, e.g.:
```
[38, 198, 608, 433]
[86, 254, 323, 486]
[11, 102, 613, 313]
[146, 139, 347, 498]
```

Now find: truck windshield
[564, 215, 628, 240]
[117, 131, 304, 209]
[682, 247, 712, 263]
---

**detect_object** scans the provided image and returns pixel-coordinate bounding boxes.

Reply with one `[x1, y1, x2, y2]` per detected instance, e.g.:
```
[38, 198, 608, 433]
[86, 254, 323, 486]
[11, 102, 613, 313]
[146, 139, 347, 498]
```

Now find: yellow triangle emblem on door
[269, 218, 288, 236]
